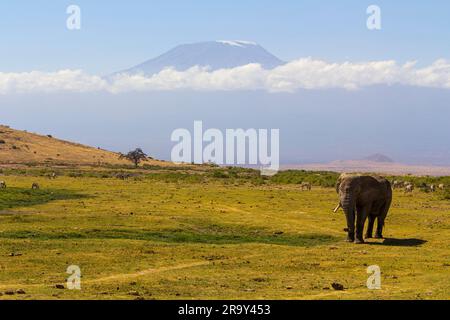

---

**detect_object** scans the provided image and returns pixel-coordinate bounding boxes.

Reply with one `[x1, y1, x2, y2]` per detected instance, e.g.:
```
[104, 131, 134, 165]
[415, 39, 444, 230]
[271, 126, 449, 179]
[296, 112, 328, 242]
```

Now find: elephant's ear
[335, 180, 341, 194]
[354, 183, 362, 194]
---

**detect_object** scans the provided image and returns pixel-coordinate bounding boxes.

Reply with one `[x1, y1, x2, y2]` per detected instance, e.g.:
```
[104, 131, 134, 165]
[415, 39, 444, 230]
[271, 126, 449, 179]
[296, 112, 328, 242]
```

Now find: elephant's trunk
[341, 190, 353, 213]
[340, 189, 356, 240]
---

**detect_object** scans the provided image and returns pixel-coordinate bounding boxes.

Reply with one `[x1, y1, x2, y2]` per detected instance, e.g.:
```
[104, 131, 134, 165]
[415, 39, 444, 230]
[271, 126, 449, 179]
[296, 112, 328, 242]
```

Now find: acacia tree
[119, 148, 148, 167]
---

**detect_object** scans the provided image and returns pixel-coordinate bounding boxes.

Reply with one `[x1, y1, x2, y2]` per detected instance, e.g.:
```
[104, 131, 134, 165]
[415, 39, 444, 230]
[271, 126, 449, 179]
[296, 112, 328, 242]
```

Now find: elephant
[336, 174, 392, 244]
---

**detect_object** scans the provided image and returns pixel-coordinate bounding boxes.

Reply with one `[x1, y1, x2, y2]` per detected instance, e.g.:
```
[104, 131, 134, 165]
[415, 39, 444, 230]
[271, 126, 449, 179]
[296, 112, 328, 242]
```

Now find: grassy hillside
[0, 168, 448, 300]
[0, 125, 167, 167]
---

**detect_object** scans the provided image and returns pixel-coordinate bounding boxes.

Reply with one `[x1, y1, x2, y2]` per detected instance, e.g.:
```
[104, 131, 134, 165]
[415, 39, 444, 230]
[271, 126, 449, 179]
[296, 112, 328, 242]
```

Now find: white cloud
[1, 58, 450, 94]
[0, 69, 106, 94]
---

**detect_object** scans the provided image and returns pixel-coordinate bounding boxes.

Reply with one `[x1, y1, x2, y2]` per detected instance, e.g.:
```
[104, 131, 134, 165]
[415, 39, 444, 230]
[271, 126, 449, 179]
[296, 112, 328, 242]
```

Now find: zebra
[392, 180, 404, 189]
[300, 182, 312, 191]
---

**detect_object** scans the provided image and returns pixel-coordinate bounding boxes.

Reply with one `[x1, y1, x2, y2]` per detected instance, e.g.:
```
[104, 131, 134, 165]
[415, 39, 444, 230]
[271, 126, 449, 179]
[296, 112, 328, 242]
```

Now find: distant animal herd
[0, 181, 40, 190]
[299, 178, 446, 194]
[392, 180, 445, 193]
[0, 172, 57, 190]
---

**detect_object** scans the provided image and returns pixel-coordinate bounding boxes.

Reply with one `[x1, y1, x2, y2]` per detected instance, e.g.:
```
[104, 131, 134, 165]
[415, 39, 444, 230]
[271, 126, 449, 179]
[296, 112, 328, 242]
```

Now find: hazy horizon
[2, 85, 450, 166]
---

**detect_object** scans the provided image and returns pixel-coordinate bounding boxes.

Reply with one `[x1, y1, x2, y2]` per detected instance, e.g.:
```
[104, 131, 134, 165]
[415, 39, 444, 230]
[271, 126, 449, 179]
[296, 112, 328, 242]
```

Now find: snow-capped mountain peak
[115, 41, 284, 76]
[216, 40, 258, 47]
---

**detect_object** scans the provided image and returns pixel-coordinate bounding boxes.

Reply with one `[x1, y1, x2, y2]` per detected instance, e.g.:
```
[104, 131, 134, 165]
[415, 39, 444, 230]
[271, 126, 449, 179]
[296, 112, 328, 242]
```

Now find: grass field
[0, 170, 449, 300]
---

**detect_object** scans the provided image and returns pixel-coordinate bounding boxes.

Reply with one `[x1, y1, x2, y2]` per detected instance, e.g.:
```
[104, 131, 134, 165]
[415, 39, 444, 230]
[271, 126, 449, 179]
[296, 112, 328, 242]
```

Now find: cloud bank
[1, 58, 450, 94]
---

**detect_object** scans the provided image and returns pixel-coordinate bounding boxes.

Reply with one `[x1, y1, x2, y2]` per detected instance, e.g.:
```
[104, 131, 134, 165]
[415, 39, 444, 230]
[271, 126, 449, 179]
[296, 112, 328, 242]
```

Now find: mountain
[115, 41, 285, 76]
[363, 153, 394, 163]
[0, 125, 167, 167]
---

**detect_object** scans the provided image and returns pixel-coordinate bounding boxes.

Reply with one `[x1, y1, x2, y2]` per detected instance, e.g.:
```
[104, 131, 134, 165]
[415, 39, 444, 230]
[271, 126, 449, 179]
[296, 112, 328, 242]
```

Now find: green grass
[0, 228, 335, 246]
[3, 166, 450, 188]
[0, 170, 449, 300]
[0, 187, 84, 211]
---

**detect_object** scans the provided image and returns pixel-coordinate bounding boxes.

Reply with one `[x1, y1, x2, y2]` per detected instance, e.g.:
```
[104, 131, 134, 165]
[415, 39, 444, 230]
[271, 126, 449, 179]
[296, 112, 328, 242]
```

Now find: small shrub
[212, 170, 229, 179]
[440, 190, 450, 201]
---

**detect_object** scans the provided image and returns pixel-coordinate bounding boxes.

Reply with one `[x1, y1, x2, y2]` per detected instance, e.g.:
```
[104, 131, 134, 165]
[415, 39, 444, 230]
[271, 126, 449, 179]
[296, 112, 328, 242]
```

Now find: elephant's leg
[365, 215, 375, 239]
[375, 216, 385, 239]
[355, 205, 370, 244]
[345, 208, 356, 242]
[375, 200, 390, 239]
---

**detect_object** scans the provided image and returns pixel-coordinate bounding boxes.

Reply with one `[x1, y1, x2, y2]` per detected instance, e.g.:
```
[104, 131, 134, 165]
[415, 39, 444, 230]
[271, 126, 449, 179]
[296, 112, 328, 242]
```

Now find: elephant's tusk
[333, 203, 341, 213]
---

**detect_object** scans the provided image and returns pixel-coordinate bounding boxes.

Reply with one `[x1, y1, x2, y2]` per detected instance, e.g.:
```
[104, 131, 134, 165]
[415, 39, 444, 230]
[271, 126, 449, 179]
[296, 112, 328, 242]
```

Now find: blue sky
[1, 0, 449, 74]
[1, 1, 450, 165]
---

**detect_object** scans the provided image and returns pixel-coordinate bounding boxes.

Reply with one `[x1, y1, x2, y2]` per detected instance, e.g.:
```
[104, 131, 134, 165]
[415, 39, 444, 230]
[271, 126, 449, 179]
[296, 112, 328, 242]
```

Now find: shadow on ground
[367, 238, 427, 247]
[0, 187, 86, 212]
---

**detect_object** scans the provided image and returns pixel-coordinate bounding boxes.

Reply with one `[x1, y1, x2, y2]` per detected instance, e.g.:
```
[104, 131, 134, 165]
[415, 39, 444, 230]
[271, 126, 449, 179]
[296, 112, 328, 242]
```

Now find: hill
[0, 125, 167, 167]
[115, 40, 284, 76]
[363, 153, 394, 163]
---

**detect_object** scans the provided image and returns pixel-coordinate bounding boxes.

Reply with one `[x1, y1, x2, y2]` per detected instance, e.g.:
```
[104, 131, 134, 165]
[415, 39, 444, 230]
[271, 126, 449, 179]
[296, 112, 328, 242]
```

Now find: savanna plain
[0, 166, 449, 300]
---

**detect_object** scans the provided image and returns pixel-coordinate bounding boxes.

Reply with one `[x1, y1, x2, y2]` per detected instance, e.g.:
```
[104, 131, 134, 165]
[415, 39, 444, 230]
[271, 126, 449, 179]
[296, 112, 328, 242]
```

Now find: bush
[270, 170, 339, 187]
[212, 170, 229, 179]
[440, 190, 450, 201]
